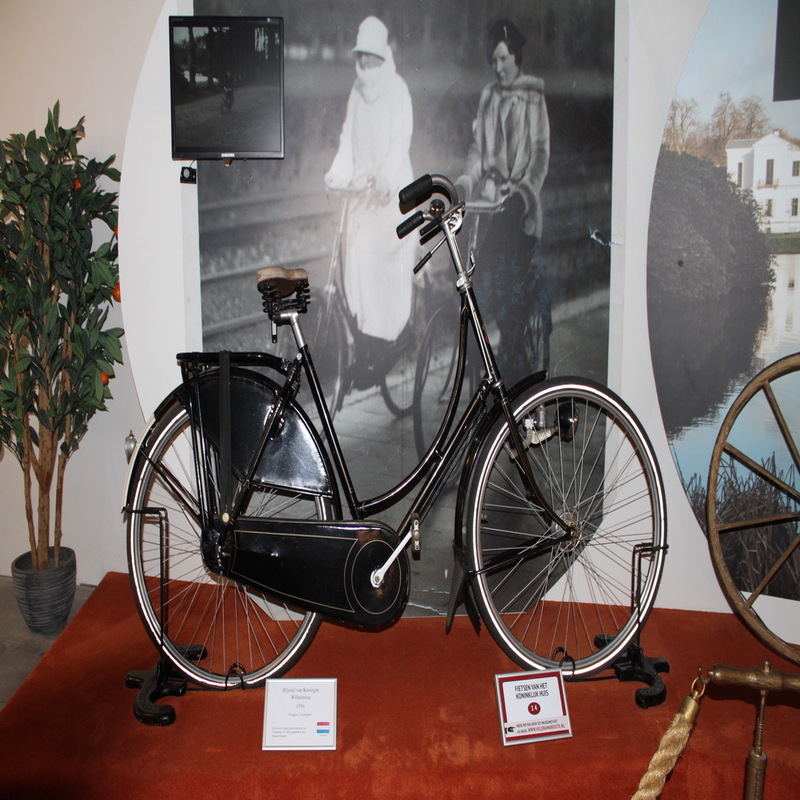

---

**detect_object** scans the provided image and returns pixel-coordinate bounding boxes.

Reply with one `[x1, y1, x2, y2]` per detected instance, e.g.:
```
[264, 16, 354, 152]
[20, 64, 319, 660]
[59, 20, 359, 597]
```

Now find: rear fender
[124, 367, 337, 512]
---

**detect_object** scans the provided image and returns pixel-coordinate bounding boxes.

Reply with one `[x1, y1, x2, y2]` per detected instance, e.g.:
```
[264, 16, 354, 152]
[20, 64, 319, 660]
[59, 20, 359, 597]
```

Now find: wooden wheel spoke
[763, 380, 800, 474]
[716, 509, 800, 534]
[723, 442, 800, 505]
[742, 531, 800, 609]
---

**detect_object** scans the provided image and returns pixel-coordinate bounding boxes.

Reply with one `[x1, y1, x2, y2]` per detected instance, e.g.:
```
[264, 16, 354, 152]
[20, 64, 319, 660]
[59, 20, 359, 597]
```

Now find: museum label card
[495, 670, 572, 746]
[263, 678, 337, 750]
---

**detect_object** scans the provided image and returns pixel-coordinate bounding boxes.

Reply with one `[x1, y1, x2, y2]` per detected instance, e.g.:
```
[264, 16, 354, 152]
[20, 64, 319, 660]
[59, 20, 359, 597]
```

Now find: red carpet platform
[1, 572, 798, 798]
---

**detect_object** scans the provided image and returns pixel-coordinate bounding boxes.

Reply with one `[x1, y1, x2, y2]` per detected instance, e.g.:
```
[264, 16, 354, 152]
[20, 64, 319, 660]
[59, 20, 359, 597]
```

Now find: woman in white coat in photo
[325, 16, 417, 387]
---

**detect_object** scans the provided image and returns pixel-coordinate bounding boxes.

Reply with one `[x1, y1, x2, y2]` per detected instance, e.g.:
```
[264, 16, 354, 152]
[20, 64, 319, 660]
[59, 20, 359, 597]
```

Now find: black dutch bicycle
[124, 174, 667, 698]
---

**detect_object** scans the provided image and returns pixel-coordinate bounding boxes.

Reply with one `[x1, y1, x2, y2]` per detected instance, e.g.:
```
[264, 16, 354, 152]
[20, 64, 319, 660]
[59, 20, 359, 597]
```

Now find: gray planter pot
[11, 546, 77, 635]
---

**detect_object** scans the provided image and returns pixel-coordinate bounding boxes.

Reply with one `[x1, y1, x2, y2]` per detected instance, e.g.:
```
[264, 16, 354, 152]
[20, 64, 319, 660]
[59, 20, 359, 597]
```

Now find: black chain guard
[227, 517, 409, 627]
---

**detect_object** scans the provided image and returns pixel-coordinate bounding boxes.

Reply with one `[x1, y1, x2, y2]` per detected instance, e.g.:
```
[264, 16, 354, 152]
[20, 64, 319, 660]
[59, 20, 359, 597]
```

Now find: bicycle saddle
[256, 266, 309, 298]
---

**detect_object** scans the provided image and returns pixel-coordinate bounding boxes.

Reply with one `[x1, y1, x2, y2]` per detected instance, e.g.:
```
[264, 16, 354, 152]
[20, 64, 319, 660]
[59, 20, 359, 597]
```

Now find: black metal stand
[125, 646, 204, 726]
[594, 633, 670, 708]
[592, 542, 670, 708]
[126, 504, 195, 725]
[126, 659, 184, 726]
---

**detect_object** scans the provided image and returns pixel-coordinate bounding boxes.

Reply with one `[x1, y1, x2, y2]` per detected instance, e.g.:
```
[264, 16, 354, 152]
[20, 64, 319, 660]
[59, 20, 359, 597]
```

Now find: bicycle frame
[156, 174, 574, 632]
[124, 170, 667, 695]
[264, 176, 573, 589]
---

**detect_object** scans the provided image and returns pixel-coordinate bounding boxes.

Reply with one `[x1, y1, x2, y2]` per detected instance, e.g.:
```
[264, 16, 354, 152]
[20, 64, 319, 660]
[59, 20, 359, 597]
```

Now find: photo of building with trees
[646, 0, 800, 610]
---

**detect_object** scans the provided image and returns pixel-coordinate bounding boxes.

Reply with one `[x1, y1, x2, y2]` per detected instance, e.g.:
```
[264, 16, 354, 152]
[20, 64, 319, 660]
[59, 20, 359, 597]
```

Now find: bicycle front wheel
[466, 378, 666, 678]
[127, 398, 331, 689]
[706, 353, 800, 666]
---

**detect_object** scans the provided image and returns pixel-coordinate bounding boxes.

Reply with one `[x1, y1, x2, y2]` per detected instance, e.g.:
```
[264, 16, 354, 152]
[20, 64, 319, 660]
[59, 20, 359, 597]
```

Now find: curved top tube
[262, 173, 573, 540]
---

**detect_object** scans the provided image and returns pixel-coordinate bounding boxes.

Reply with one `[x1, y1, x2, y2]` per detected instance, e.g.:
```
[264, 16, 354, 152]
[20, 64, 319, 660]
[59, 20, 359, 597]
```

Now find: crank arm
[371, 529, 414, 587]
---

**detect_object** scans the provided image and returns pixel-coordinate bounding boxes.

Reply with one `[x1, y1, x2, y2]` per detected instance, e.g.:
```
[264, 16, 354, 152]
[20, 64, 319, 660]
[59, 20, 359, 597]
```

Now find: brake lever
[412, 235, 447, 274]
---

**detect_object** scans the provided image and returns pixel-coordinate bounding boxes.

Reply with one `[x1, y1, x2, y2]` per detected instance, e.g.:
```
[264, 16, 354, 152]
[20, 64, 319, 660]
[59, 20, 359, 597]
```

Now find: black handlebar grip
[399, 174, 433, 207]
[396, 210, 425, 239]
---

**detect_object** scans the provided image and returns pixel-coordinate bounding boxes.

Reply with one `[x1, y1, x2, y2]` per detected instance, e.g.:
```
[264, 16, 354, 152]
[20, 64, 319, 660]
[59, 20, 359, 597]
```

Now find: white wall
[120, 0, 203, 419]
[0, 0, 732, 614]
[612, 1, 729, 613]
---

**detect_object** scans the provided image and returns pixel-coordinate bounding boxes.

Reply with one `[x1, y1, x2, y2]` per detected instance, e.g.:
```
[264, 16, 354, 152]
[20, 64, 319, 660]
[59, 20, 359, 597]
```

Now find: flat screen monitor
[169, 16, 284, 160]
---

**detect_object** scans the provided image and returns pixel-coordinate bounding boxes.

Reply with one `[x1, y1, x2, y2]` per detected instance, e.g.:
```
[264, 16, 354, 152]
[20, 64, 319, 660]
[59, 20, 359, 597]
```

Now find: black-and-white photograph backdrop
[193, 0, 615, 614]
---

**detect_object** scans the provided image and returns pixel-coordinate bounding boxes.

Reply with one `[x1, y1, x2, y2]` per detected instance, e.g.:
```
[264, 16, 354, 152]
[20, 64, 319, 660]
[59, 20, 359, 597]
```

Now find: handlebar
[396, 174, 460, 240]
[396, 210, 425, 239]
[393, 173, 526, 279]
[399, 174, 434, 207]
[400, 173, 459, 207]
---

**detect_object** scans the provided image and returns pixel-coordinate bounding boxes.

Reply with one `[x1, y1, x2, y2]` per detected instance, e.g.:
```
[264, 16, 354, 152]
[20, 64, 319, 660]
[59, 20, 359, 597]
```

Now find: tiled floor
[0, 577, 94, 711]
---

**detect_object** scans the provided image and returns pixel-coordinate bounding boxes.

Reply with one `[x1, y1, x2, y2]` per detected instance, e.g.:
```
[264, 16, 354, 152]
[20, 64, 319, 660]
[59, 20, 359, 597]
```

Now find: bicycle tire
[466, 377, 667, 678]
[413, 303, 461, 459]
[127, 398, 331, 688]
[380, 324, 419, 418]
[706, 352, 800, 666]
[312, 299, 348, 418]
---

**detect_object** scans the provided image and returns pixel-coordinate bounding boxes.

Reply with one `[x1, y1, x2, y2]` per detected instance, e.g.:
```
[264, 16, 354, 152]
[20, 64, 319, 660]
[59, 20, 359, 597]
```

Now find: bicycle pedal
[411, 517, 421, 555]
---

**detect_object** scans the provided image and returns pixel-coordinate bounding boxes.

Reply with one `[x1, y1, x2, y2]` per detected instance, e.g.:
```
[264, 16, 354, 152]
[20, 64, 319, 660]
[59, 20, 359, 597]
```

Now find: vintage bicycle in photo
[310, 181, 422, 420]
[123, 173, 667, 722]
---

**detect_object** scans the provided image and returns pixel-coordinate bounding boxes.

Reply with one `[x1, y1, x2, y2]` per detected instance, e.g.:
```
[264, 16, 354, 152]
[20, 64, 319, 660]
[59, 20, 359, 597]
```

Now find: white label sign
[495, 670, 572, 746]
[263, 678, 337, 750]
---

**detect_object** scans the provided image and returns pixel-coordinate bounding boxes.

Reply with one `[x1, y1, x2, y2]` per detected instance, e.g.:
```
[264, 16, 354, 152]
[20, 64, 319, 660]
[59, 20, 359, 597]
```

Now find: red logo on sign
[528, 702, 541, 715]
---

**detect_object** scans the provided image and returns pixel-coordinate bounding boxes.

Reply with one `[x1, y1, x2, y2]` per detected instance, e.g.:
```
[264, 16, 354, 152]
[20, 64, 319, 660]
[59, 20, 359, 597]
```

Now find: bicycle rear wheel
[380, 323, 419, 417]
[466, 378, 666, 678]
[706, 353, 800, 665]
[127, 398, 331, 688]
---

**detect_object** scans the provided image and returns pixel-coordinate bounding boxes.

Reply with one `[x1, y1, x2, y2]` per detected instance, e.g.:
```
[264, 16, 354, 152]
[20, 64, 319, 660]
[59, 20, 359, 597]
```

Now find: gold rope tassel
[631, 677, 705, 800]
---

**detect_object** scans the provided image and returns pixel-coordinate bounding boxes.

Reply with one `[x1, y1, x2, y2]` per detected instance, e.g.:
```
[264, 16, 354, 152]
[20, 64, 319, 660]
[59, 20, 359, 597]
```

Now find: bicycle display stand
[595, 634, 669, 708]
[124, 504, 196, 726]
[126, 651, 196, 726]
[594, 542, 670, 708]
[127, 644, 252, 726]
